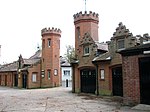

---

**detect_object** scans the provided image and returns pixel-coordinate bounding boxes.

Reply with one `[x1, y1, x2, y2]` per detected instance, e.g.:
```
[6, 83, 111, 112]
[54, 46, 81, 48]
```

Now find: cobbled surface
[0, 86, 148, 112]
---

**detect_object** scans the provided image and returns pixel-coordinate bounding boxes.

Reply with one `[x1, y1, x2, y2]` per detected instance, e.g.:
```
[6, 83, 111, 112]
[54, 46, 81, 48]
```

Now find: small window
[32, 73, 37, 82]
[54, 69, 58, 76]
[48, 39, 51, 47]
[42, 39, 45, 48]
[48, 70, 50, 80]
[84, 45, 90, 55]
[100, 69, 105, 80]
[117, 39, 125, 50]
[64, 70, 70, 76]
[77, 27, 80, 38]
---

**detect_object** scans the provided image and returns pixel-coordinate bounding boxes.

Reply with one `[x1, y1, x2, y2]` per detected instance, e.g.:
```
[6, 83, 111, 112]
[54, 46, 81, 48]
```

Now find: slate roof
[0, 50, 41, 72]
[93, 52, 111, 62]
[60, 57, 71, 67]
[24, 59, 40, 65]
[95, 42, 108, 51]
[0, 61, 18, 72]
[61, 61, 71, 67]
[29, 50, 42, 59]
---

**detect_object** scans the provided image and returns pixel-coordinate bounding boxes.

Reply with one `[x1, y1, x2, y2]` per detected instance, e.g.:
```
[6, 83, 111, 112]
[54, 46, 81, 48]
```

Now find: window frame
[32, 73, 37, 82]
[47, 70, 51, 80]
[84, 45, 90, 56]
[63, 70, 70, 76]
[77, 27, 80, 38]
[48, 39, 51, 47]
[100, 69, 105, 80]
[117, 39, 125, 50]
[54, 69, 58, 76]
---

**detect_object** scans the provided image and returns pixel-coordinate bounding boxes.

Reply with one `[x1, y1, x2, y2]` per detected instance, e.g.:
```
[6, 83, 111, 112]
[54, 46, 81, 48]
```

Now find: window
[54, 69, 58, 76]
[42, 39, 45, 48]
[84, 45, 90, 55]
[77, 27, 80, 38]
[117, 39, 125, 50]
[32, 73, 37, 82]
[48, 70, 51, 80]
[64, 70, 70, 76]
[48, 39, 51, 47]
[100, 69, 105, 80]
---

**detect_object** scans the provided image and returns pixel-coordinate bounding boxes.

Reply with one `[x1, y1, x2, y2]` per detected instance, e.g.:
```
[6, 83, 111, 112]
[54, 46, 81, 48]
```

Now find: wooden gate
[112, 67, 123, 96]
[139, 57, 150, 104]
[80, 69, 96, 94]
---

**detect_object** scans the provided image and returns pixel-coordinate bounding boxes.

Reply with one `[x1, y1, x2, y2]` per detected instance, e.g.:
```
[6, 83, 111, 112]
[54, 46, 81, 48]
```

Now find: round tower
[41, 27, 61, 87]
[73, 11, 99, 51]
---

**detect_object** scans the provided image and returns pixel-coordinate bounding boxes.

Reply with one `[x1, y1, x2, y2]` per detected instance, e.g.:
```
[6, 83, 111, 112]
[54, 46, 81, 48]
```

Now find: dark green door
[112, 67, 123, 96]
[81, 69, 96, 93]
[139, 57, 150, 104]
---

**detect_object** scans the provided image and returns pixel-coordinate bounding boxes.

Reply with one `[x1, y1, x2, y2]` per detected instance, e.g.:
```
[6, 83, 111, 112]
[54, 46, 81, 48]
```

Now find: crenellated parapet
[41, 27, 61, 36]
[73, 11, 99, 23]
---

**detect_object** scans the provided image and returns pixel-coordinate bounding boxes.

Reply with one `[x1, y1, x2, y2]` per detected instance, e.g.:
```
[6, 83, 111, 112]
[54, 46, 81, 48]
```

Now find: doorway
[22, 74, 27, 88]
[139, 57, 150, 104]
[112, 67, 123, 96]
[80, 69, 96, 94]
[14, 74, 18, 87]
[5, 75, 7, 86]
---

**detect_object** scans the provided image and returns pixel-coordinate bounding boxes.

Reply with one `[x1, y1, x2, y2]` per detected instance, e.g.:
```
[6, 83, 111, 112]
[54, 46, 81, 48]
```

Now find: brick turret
[41, 27, 61, 87]
[41, 27, 61, 36]
[73, 11, 99, 54]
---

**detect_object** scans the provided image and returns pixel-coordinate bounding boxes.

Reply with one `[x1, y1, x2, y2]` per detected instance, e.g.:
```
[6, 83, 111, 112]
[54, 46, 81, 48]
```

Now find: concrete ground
[0, 86, 149, 112]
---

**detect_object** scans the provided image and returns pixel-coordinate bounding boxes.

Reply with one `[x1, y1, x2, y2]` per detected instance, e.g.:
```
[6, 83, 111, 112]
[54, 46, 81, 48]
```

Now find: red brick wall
[0, 72, 15, 87]
[41, 28, 61, 88]
[98, 62, 112, 95]
[74, 66, 80, 93]
[74, 12, 99, 55]
[27, 63, 41, 88]
[122, 55, 140, 105]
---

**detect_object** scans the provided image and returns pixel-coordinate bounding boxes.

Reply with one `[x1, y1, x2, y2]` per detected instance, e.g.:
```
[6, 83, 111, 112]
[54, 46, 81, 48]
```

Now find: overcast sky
[0, 0, 150, 64]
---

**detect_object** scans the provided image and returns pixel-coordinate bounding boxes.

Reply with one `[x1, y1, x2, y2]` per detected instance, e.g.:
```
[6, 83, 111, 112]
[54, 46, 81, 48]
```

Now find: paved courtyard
[0, 86, 149, 112]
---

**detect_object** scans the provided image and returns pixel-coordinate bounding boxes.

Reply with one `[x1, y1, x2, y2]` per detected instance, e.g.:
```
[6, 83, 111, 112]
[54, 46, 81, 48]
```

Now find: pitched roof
[24, 59, 40, 65]
[0, 61, 18, 72]
[29, 50, 42, 59]
[60, 57, 71, 67]
[0, 50, 41, 72]
[93, 52, 111, 62]
[95, 42, 108, 51]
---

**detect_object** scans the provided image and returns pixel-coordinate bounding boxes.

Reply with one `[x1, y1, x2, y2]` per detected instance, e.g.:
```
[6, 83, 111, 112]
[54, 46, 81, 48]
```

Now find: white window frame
[84, 45, 90, 55]
[32, 73, 37, 82]
[54, 69, 58, 76]
[100, 69, 105, 80]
